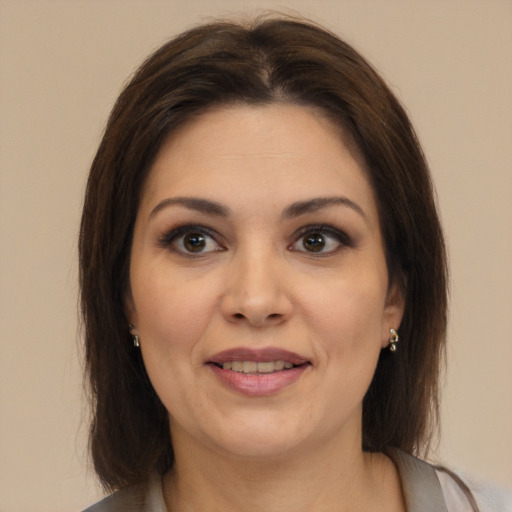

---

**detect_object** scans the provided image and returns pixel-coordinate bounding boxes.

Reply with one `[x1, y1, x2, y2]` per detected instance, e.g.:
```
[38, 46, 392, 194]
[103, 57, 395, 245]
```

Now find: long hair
[79, 16, 448, 490]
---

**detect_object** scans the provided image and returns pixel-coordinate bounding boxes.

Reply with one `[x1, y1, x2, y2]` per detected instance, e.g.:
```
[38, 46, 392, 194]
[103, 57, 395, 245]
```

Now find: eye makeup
[157, 224, 225, 257]
[289, 224, 355, 256]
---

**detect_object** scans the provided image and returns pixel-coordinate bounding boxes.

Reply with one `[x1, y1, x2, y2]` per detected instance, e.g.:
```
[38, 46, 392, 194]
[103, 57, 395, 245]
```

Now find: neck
[163, 429, 404, 512]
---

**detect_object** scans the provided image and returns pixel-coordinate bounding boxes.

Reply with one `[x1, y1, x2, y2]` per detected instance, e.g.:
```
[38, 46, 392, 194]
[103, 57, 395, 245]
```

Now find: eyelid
[158, 224, 225, 255]
[157, 223, 352, 257]
[289, 224, 353, 254]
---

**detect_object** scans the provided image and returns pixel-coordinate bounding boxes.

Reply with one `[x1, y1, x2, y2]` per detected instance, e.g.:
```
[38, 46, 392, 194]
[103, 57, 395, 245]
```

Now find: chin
[217, 432, 303, 461]
[194, 413, 312, 461]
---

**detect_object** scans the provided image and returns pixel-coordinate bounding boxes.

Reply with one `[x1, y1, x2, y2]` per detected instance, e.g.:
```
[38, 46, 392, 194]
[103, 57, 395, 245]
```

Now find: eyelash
[158, 224, 353, 257]
[158, 225, 224, 257]
[289, 225, 353, 255]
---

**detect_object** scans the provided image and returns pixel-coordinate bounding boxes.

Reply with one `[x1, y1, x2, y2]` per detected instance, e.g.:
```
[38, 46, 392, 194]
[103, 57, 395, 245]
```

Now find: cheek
[288, 276, 387, 437]
[132, 271, 222, 418]
[133, 266, 217, 345]
[300, 273, 388, 350]
[301, 272, 387, 391]
[130, 268, 221, 402]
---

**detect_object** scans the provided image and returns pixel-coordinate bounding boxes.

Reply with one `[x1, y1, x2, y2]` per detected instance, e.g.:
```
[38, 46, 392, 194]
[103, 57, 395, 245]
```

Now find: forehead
[140, 103, 377, 221]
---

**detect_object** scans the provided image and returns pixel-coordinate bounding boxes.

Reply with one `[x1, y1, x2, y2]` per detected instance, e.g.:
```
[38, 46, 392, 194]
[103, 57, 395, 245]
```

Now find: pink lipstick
[207, 347, 311, 396]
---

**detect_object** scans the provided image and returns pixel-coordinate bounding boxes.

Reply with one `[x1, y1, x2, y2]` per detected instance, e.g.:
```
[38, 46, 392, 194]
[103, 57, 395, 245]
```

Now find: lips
[209, 347, 309, 366]
[207, 347, 311, 396]
[221, 360, 294, 373]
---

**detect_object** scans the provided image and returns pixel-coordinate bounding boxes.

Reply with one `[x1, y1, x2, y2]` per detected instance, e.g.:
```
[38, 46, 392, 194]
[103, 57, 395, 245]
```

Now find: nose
[220, 247, 293, 327]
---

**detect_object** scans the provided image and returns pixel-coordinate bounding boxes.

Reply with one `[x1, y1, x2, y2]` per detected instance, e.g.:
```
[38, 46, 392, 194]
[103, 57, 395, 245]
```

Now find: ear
[381, 281, 405, 348]
[124, 289, 139, 332]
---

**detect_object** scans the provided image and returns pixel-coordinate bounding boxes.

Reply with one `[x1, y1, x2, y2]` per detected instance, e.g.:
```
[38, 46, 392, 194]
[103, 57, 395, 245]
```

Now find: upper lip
[208, 347, 310, 366]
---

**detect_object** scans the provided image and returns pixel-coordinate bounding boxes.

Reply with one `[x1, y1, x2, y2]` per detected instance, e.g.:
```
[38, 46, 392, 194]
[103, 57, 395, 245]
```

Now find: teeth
[243, 361, 258, 373]
[221, 360, 295, 373]
[257, 361, 275, 373]
[230, 361, 242, 371]
[274, 360, 285, 371]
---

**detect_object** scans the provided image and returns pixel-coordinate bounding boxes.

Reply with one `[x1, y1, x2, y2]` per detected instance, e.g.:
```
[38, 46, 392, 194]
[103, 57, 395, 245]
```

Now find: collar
[387, 448, 448, 512]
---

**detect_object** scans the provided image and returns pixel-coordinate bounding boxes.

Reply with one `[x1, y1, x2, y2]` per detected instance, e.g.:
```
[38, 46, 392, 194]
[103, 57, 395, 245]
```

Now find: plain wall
[0, 1, 511, 510]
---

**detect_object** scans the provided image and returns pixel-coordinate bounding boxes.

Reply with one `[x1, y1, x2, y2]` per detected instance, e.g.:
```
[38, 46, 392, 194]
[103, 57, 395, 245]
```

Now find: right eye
[159, 226, 224, 256]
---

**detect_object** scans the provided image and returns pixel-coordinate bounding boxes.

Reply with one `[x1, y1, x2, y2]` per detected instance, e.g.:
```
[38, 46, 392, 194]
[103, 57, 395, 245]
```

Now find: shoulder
[81, 485, 145, 512]
[82, 474, 166, 512]
[436, 469, 512, 512]
[388, 449, 512, 512]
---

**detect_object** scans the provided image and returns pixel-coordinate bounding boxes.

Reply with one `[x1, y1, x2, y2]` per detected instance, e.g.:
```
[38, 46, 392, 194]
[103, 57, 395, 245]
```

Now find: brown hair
[79, 16, 448, 491]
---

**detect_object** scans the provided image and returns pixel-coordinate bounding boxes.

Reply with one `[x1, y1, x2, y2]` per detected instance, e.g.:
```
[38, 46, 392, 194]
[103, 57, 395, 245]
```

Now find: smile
[207, 347, 311, 396]
[219, 360, 295, 373]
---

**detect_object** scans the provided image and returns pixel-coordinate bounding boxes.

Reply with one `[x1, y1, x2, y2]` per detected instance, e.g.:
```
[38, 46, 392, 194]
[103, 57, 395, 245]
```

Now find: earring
[129, 324, 140, 348]
[389, 328, 399, 352]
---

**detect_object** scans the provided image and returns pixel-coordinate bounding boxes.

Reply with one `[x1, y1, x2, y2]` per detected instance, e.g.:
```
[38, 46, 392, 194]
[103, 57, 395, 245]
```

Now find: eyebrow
[149, 197, 230, 219]
[149, 195, 366, 221]
[282, 196, 366, 220]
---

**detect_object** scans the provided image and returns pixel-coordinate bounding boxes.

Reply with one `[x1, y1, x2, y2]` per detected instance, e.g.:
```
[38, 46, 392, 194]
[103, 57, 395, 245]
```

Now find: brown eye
[302, 233, 326, 252]
[289, 225, 351, 255]
[183, 233, 206, 252]
[160, 226, 223, 256]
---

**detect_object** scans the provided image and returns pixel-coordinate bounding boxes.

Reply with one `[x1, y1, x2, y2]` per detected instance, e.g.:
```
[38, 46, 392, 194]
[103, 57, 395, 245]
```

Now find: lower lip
[208, 364, 309, 396]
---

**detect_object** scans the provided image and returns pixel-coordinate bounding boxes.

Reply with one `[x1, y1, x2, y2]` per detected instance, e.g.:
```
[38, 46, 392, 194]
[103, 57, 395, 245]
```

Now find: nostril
[231, 312, 282, 323]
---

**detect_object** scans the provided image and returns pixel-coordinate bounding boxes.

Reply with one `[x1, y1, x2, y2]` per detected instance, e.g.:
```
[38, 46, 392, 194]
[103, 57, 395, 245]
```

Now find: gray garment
[82, 475, 164, 512]
[390, 449, 449, 512]
[82, 450, 476, 512]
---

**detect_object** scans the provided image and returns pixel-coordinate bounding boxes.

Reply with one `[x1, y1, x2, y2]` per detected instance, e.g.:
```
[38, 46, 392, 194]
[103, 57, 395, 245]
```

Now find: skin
[127, 104, 405, 511]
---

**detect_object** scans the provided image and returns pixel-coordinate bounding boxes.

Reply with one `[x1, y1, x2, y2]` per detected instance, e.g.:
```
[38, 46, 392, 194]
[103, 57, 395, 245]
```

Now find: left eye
[160, 226, 223, 255]
[290, 228, 348, 254]
[180, 232, 215, 253]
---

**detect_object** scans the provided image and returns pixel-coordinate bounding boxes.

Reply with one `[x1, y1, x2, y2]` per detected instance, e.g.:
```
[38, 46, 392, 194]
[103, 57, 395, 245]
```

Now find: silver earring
[389, 328, 399, 352]
[129, 324, 140, 348]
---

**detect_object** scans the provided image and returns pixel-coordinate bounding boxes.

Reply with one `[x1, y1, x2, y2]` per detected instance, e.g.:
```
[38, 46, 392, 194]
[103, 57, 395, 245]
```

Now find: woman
[79, 16, 494, 512]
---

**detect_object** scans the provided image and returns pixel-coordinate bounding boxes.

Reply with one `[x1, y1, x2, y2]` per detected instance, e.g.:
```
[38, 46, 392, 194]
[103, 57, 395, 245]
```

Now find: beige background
[1, 1, 511, 510]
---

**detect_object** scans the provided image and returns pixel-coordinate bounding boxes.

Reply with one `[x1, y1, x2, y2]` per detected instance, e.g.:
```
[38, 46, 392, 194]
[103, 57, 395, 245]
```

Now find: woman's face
[127, 104, 403, 461]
